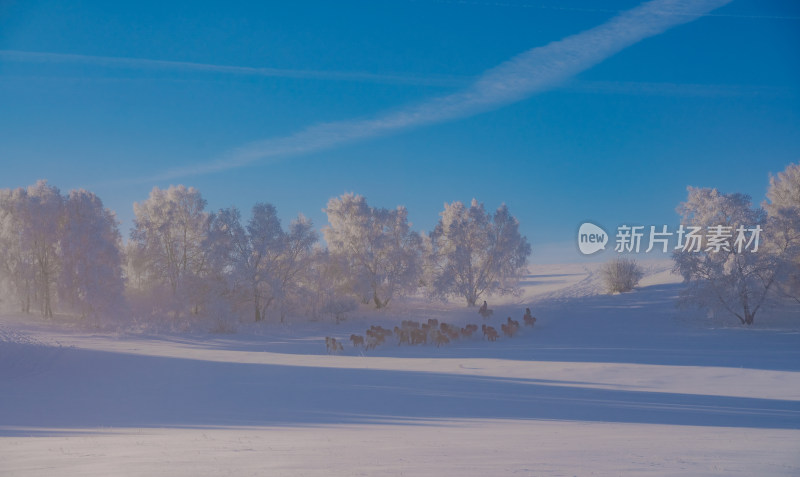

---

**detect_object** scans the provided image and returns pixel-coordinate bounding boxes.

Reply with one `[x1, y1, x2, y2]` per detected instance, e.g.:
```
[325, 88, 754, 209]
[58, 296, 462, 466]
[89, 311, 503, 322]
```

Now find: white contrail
[146, 0, 732, 181]
[0, 50, 465, 87]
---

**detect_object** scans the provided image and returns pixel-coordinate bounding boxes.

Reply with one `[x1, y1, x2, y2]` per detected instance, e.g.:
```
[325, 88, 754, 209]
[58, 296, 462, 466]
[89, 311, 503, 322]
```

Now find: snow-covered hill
[1, 263, 798, 476]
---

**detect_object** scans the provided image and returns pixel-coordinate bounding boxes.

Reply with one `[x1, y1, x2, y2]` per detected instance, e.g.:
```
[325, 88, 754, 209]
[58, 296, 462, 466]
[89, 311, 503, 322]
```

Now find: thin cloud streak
[0, 50, 465, 87]
[561, 80, 797, 98]
[149, 0, 732, 181]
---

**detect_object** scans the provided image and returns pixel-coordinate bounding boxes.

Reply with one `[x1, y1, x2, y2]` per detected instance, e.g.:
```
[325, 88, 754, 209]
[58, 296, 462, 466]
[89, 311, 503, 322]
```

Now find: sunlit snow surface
[2, 262, 799, 476]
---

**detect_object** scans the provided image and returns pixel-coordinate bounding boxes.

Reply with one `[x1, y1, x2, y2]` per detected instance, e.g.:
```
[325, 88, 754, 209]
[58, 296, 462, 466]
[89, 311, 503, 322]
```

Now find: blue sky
[1, 0, 798, 263]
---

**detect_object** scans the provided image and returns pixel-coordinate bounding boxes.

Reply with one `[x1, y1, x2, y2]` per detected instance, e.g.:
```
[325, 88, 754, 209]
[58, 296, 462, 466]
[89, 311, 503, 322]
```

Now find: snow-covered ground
[2, 262, 799, 476]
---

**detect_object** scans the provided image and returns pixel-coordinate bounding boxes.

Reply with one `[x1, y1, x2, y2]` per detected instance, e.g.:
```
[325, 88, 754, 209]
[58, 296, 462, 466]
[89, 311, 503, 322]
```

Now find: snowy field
[1, 262, 799, 476]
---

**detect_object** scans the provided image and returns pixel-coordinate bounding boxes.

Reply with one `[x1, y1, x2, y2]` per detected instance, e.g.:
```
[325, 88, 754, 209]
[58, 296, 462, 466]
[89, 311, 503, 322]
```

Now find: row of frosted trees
[0, 182, 531, 325]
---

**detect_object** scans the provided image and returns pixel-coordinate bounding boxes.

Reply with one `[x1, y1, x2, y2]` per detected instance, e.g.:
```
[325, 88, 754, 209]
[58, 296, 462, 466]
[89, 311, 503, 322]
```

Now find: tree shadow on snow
[1, 343, 798, 436]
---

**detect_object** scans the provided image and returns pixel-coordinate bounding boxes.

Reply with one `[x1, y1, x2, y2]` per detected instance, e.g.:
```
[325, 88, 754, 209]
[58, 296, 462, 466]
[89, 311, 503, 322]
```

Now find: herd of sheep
[324, 308, 537, 353]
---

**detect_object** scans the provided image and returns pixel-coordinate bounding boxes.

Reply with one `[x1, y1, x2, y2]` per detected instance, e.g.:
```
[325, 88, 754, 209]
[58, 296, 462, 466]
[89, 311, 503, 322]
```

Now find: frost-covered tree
[299, 246, 358, 322]
[601, 257, 643, 294]
[428, 199, 531, 306]
[765, 163, 800, 212]
[324, 193, 423, 309]
[763, 162, 800, 303]
[244, 203, 285, 321]
[206, 206, 248, 291]
[59, 190, 125, 319]
[130, 185, 210, 317]
[203, 206, 250, 327]
[273, 214, 318, 320]
[0, 187, 35, 313]
[672, 187, 780, 325]
[21, 181, 64, 318]
[206, 204, 319, 323]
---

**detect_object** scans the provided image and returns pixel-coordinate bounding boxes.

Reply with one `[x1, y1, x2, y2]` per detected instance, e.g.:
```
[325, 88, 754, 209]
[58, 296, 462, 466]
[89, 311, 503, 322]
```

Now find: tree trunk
[22, 289, 30, 314]
[736, 310, 755, 325]
[742, 296, 754, 325]
[43, 280, 53, 318]
[254, 287, 262, 322]
[373, 290, 388, 309]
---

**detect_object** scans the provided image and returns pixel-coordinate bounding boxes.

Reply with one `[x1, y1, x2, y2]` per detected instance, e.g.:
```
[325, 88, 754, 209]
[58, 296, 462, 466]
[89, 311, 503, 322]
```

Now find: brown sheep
[394, 326, 411, 345]
[432, 330, 450, 348]
[325, 337, 344, 354]
[461, 324, 478, 338]
[411, 329, 427, 345]
[365, 334, 384, 351]
[350, 334, 365, 347]
[440, 323, 460, 341]
[502, 317, 520, 337]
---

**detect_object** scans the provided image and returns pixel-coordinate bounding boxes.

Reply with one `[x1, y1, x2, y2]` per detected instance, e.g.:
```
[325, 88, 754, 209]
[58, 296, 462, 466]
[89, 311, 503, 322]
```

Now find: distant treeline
[0, 183, 530, 327]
